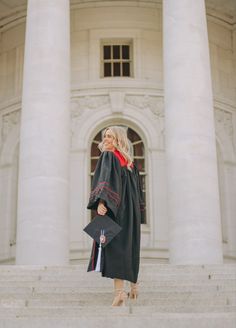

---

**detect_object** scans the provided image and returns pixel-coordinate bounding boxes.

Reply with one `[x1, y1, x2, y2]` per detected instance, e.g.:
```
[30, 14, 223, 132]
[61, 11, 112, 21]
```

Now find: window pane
[113, 62, 121, 76]
[122, 62, 130, 76]
[91, 159, 98, 173]
[104, 63, 111, 77]
[94, 132, 102, 142]
[104, 46, 111, 60]
[113, 45, 120, 59]
[140, 175, 146, 192]
[91, 142, 100, 157]
[134, 158, 145, 172]
[133, 142, 144, 156]
[128, 129, 140, 142]
[122, 45, 129, 59]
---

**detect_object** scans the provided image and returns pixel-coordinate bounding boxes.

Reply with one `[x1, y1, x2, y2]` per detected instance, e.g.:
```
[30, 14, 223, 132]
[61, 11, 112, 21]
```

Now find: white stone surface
[0, 263, 235, 328]
[15, 0, 71, 264]
[0, 1, 235, 264]
[163, 0, 223, 264]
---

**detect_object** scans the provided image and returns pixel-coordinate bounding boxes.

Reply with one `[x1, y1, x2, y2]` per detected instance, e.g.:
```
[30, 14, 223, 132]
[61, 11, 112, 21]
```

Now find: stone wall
[0, 1, 235, 263]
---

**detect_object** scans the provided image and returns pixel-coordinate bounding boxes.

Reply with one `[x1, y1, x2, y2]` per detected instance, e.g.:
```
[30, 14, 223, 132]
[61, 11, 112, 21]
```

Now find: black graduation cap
[83, 214, 122, 248]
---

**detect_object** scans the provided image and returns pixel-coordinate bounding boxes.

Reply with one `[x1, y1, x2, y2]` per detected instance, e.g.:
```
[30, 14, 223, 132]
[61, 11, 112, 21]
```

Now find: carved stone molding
[71, 95, 110, 140]
[125, 94, 165, 150]
[2, 110, 21, 142]
[71, 95, 110, 119]
[125, 95, 164, 118]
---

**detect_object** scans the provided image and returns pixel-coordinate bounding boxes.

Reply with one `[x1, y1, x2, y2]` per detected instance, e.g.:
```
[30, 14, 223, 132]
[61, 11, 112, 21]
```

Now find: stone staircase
[0, 262, 236, 328]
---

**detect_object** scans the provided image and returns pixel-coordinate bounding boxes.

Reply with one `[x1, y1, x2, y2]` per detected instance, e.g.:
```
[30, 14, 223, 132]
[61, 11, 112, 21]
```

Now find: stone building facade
[0, 0, 235, 265]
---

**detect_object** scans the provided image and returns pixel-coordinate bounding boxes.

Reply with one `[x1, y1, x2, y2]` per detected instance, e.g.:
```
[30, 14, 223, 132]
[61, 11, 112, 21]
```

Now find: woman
[87, 126, 144, 306]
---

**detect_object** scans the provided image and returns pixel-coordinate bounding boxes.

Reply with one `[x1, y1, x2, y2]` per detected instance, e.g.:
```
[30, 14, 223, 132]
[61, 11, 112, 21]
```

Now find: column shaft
[163, 0, 223, 264]
[16, 0, 70, 264]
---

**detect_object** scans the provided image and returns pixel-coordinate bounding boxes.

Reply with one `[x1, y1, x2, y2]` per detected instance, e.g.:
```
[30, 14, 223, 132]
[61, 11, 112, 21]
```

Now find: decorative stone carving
[2, 110, 21, 142]
[125, 95, 164, 118]
[125, 94, 165, 150]
[71, 95, 110, 118]
[71, 99, 85, 119]
[71, 95, 110, 138]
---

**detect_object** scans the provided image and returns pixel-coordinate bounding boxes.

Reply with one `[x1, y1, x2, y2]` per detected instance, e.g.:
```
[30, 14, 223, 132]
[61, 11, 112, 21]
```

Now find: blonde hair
[98, 126, 133, 170]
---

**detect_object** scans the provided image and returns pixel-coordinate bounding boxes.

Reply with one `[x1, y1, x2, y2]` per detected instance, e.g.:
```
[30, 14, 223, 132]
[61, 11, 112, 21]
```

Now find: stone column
[16, 0, 70, 264]
[163, 0, 223, 264]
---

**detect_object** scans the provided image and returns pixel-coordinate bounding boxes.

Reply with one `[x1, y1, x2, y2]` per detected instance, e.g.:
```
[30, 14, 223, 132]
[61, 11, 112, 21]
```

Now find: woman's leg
[130, 282, 139, 300]
[111, 279, 127, 306]
[114, 278, 124, 291]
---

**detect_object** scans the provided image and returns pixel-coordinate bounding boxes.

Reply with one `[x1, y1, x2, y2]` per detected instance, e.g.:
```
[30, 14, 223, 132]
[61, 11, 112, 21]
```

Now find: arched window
[90, 126, 147, 223]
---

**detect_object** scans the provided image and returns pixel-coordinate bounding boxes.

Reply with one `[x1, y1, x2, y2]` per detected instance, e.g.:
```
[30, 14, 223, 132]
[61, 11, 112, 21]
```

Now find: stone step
[0, 284, 235, 296]
[1, 313, 236, 328]
[0, 289, 235, 305]
[1, 292, 235, 307]
[0, 279, 236, 295]
[0, 294, 235, 312]
[1, 304, 236, 317]
[0, 264, 236, 274]
[0, 272, 235, 280]
[0, 263, 235, 328]
[0, 272, 235, 284]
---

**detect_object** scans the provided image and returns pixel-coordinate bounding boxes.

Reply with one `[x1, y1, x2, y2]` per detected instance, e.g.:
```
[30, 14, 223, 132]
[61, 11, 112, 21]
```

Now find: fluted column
[163, 0, 223, 264]
[16, 0, 70, 264]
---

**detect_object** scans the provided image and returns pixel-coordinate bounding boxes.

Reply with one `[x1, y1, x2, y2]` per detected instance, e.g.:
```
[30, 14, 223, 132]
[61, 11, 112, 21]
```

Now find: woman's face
[103, 129, 115, 151]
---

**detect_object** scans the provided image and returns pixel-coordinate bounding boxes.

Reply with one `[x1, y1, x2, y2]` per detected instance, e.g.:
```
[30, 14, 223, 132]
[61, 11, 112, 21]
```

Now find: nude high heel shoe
[111, 289, 128, 306]
[129, 283, 139, 300]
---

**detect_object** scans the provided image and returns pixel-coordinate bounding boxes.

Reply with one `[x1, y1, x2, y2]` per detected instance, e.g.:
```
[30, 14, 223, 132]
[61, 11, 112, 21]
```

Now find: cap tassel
[95, 242, 102, 272]
[95, 229, 104, 272]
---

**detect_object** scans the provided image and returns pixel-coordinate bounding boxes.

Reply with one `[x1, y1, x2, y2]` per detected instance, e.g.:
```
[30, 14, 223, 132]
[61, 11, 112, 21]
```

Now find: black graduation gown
[87, 151, 144, 283]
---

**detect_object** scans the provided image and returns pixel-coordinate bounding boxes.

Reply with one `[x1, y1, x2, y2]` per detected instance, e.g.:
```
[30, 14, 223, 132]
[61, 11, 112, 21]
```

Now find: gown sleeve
[87, 151, 121, 219]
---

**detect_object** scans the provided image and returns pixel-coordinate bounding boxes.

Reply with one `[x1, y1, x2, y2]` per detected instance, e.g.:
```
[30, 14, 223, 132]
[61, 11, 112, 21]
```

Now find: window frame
[100, 39, 133, 78]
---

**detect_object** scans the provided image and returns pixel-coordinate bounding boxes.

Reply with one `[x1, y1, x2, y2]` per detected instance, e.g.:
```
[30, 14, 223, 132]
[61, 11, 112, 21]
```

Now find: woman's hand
[97, 201, 108, 216]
